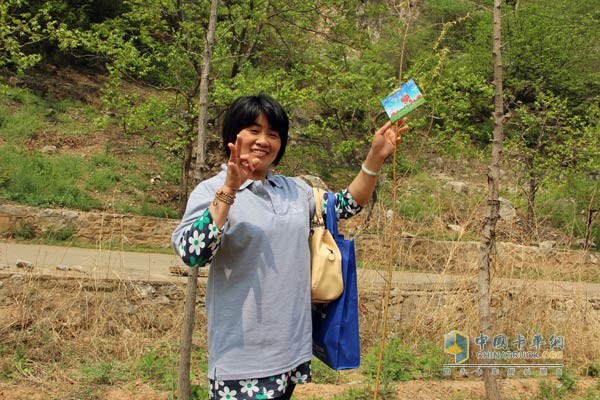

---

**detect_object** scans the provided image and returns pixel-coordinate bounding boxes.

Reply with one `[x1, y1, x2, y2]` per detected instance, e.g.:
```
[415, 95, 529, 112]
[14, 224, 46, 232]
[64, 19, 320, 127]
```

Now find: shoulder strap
[325, 191, 340, 238]
[312, 187, 325, 226]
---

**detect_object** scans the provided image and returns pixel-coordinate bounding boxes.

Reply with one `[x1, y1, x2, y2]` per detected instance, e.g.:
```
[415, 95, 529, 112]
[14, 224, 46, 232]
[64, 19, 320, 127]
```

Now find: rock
[298, 175, 328, 190]
[158, 284, 182, 299]
[0, 281, 3, 289]
[16, 259, 34, 269]
[156, 295, 171, 305]
[139, 284, 156, 298]
[498, 197, 517, 222]
[538, 241, 556, 250]
[445, 181, 467, 194]
[41, 145, 58, 154]
[62, 210, 79, 220]
[431, 157, 444, 170]
[386, 209, 394, 220]
[575, 238, 596, 248]
[70, 265, 85, 273]
[447, 224, 465, 234]
[587, 253, 598, 265]
[401, 231, 416, 238]
[126, 302, 137, 315]
[57, 265, 70, 271]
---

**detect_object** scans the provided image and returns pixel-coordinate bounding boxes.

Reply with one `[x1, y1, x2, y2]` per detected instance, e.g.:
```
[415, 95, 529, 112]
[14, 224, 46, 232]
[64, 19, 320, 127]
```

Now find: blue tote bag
[312, 192, 360, 370]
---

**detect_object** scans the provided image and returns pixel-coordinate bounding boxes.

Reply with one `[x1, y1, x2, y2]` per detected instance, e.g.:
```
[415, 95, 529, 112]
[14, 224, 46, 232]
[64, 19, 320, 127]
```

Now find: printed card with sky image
[381, 79, 425, 122]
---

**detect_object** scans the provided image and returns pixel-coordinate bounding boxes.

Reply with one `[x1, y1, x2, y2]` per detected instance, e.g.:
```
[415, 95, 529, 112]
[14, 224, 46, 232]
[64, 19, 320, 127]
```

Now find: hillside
[1, 65, 596, 250]
[1, 65, 599, 400]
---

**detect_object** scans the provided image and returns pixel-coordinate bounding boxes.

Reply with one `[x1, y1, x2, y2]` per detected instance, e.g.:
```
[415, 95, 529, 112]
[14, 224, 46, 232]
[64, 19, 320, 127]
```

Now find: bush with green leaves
[80, 360, 131, 385]
[535, 369, 577, 400]
[42, 226, 74, 242]
[363, 338, 445, 383]
[13, 222, 36, 239]
[137, 349, 178, 391]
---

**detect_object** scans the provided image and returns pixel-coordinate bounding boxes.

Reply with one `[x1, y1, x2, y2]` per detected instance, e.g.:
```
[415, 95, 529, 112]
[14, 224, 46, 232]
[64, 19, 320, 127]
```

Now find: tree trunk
[177, 268, 199, 400]
[178, 141, 193, 217]
[478, 1, 504, 399]
[178, 0, 219, 398]
[526, 176, 537, 230]
[193, 0, 219, 184]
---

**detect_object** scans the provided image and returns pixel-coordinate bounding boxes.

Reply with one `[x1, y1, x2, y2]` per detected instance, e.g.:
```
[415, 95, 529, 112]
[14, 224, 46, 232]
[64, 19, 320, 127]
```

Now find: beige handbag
[310, 187, 343, 303]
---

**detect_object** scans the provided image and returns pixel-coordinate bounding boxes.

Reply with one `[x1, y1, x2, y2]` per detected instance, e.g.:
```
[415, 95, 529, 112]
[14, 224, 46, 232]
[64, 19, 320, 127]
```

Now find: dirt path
[0, 241, 189, 283]
[3, 241, 600, 298]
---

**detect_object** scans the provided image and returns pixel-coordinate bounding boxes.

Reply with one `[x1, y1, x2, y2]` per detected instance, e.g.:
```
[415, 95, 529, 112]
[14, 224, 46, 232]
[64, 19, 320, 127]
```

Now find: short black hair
[222, 94, 289, 166]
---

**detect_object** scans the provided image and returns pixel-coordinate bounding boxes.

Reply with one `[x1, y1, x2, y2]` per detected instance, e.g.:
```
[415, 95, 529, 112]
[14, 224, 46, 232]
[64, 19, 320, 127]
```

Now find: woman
[172, 94, 407, 399]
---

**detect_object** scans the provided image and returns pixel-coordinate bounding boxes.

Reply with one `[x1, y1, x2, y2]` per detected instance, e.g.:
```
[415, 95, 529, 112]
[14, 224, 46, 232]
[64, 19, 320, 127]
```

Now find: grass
[0, 83, 180, 218]
[1, 269, 599, 399]
[1, 78, 598, 248]
[80, 360, 131, 385]
[363, 339, 445, 382]
[0, 145, 101, 210]
[137, 349, 178, 390]
[1, 71, 599, 399]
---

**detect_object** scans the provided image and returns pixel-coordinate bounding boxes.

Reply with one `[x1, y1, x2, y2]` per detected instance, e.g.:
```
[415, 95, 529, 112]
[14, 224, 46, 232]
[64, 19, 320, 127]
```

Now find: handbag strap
[325, 192, 340, 238]
[312, 187, 325, 227]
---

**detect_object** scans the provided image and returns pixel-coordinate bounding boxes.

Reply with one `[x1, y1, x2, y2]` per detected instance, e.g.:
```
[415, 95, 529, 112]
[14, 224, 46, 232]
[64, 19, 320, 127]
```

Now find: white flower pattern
[290, 371, 308, 384]
[258, 387, 274, 399]
[208, 222, 221, 239]
[276, 373, 288, 392]
[187, 230, 205, 255]
[209, 362, 311, 400]
[239, 379, 260, 397]
[218, 386, 237, 400]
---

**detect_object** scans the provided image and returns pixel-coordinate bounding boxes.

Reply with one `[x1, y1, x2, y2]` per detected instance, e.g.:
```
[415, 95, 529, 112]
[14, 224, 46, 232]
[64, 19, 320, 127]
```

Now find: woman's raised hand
[369, 117, 409, 162]
[223, 135, 260, 193]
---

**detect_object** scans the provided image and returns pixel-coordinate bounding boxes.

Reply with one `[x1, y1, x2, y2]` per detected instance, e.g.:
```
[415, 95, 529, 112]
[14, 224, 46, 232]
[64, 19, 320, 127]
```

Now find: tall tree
[478, 0, 504, 398]
[178, 0, 219, 397]
[501, 0, 600, 230]
[505, 94, 600, 229]
[193, 0, 218, 185]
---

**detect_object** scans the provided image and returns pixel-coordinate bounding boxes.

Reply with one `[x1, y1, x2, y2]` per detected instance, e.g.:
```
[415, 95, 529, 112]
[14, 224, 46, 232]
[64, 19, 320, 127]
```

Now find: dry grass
[1, 192, 599, 399]
[352, 192, 600, 380]
[0, 273, 208, 398]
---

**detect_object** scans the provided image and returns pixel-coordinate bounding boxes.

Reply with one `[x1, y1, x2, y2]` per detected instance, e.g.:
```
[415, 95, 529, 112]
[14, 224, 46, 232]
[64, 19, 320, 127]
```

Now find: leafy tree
[499, 0, 599, 229]
[0, 0, 55, 73]
[505, 92, 600, 228]
[503, 0, 599, 109]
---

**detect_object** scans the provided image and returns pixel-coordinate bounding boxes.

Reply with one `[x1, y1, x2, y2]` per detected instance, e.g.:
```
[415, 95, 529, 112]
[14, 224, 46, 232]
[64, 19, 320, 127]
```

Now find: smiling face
[222, 95, 289, 175]
[238, 112, 281, 180]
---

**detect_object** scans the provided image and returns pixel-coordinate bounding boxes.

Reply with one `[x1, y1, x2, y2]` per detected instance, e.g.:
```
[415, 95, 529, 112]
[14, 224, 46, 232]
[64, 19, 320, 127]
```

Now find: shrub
[14, 222, 36, 239]
[43, 226, 74, 242]
[80, 360, 131, 385]
[137, 350, 177, 391]
[363, 338, 445, 383]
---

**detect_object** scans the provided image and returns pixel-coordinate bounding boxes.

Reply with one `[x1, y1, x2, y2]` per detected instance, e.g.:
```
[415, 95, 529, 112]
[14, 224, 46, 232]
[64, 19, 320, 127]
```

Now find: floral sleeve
[176, 209, 223, 267]
[322, 188, 363, 220]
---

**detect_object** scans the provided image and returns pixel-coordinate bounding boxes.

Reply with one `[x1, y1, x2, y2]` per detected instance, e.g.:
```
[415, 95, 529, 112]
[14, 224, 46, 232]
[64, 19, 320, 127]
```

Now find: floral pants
[209, 361, 311, 400]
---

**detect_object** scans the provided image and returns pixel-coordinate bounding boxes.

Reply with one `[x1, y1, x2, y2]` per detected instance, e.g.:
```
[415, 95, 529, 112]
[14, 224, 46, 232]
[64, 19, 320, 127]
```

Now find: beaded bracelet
[213, 188, 235, 205]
